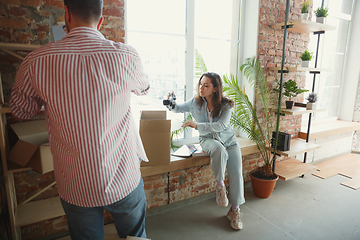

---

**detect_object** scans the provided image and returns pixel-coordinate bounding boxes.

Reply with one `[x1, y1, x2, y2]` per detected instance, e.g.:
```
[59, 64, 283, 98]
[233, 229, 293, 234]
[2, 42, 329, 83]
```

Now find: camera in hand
[163, 93, 176, 109]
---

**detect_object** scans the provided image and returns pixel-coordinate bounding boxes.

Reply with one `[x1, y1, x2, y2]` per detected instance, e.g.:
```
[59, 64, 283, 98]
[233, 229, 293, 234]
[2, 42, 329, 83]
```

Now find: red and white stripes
[10, 27, 149, 207]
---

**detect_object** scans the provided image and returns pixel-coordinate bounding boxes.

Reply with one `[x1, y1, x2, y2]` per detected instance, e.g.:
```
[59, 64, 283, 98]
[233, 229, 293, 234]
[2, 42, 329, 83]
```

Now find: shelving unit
[271, 19, 336, 33]
[269, 3, 335, 181]
[273, 138, 320, 158]
[273, 106, 325, 116]
[0, 43, 65, 240]
[268, 66, 329, 72]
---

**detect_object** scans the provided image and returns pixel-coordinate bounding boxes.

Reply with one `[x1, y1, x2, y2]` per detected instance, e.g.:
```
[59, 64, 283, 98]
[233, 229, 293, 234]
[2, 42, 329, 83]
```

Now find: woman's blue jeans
[60, 177, 147, 239]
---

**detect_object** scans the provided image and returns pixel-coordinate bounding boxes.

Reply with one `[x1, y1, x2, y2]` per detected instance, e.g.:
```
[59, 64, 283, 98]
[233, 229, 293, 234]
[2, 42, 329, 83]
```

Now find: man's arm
[128, 46, 150, 96]
[9, 58, 43, 120]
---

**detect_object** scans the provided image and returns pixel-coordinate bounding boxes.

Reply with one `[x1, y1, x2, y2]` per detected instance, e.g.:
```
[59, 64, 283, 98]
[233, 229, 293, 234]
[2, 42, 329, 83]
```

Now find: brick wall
[258, 0, 310, 139]
[143, 153, 265, 210]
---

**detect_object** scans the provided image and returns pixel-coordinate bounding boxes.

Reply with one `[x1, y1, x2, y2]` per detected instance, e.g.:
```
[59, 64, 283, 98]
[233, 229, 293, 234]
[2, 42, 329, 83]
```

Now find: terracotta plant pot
[250, 171, 279, 198]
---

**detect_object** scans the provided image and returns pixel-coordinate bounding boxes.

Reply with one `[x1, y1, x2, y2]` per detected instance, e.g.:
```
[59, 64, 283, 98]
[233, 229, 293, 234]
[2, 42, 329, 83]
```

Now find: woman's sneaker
[226, 207, 243, 230]
[216, 186, 228, 207]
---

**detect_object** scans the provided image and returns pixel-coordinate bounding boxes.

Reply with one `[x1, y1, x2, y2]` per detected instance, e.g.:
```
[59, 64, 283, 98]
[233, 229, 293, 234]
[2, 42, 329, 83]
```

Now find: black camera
[163, 93, 176, 109]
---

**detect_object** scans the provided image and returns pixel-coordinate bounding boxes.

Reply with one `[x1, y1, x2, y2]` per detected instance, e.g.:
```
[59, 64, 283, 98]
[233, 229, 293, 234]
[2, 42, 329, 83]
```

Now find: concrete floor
[144, 173, 360, 240]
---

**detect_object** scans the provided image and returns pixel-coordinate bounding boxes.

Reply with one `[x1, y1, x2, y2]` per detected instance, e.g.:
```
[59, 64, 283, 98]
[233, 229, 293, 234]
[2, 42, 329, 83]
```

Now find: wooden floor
[313, 153, 360, 190]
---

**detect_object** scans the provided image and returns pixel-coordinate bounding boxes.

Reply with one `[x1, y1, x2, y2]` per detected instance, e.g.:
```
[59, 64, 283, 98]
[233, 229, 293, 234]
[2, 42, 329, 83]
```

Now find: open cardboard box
[8, 120, 53, 174]
[140, 110, 171, 167]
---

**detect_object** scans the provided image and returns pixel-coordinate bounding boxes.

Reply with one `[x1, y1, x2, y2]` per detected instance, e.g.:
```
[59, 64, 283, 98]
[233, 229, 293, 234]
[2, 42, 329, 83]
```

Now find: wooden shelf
[278, 107, 326, 115]
[7, 160, 32, 173]
[299, 120, 360, 140]
[271, 19, 336, 34]
[272, 138, 320, 158]
[0, 106, 11, 114]
[268, 66, 330, 72]
[15, 197, 64, 227]
[275, 158, 318, 181]
[0, 43, 41, 51]
[0, 105, 44, 114]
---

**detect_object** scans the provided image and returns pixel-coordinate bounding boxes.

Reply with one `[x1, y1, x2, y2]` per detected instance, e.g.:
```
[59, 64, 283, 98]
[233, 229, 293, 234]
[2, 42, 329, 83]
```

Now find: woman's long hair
[194, 72, 234, 118]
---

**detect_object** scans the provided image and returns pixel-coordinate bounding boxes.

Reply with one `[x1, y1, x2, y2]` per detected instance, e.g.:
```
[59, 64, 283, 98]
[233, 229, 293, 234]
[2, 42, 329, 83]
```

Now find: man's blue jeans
[60, 177, 147, 239]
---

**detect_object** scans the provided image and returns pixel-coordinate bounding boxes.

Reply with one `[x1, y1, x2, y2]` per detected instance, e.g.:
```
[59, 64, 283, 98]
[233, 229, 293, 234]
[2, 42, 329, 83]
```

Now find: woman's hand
[182, 120, 197, 129]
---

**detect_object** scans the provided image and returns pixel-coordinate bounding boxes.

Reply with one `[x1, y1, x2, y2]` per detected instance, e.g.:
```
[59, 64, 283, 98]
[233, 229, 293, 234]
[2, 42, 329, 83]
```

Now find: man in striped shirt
[10, 0, 150, 239]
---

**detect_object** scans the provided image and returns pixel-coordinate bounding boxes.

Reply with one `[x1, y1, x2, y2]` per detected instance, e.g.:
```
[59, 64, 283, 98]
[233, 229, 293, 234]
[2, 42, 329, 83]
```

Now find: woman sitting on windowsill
[165, 72, 245, 230]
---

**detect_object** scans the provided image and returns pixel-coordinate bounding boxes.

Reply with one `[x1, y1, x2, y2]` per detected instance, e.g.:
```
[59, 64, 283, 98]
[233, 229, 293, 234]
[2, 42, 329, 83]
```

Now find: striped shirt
[10, 27, 150, 207]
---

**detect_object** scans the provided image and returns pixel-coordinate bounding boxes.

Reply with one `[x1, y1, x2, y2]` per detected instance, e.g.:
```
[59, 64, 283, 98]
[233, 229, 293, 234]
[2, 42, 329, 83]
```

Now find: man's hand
[182, 120, 197, 129]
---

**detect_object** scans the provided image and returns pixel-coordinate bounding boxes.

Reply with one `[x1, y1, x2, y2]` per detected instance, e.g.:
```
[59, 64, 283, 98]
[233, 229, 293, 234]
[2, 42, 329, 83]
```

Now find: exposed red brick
[103, 7, 124, 18]
[107, 36, 124, 43]
[192, 184, 209, 192]
[108, 0, 124, 8]
[37, 31, 47, 42]
[9, 6, 29, 17]
[0, 18, 28, 29]
[143, 184, 152, 190]
[107, 17, 124, 28]
[21, 0, 43, 8]
[37, 9, 51, 17]
[1, 0, 20, 4]
[0, 29, 11, 41]
[153, 182, 166, 189]
[170, 171, 185, 177]
[45, 0, 64, 9]
[35, 23, 49, 32]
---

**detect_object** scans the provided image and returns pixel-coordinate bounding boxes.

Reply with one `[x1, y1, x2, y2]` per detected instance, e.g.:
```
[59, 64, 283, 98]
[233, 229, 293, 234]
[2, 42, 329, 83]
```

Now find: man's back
[10, 27, 150, 207]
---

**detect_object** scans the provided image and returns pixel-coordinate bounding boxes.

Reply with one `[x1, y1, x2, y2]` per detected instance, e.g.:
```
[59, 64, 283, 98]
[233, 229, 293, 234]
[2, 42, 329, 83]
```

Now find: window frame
[125, 0, 252, 145]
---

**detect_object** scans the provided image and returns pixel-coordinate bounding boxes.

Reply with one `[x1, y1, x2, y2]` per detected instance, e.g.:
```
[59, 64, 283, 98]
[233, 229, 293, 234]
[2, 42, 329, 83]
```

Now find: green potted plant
[301, 0, 311, 20]
[275, 79, 309, 109]
[314, 6, 329, 23]
[306, 92, 317, 110]
[223, 56, 279, 199]
[300, 50, 314, 67]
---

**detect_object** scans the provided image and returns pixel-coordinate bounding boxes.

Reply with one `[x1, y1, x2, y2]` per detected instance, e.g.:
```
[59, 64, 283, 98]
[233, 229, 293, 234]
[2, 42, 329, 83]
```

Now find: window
[304, 0, 355, 121]
[126, 0, 241, 144]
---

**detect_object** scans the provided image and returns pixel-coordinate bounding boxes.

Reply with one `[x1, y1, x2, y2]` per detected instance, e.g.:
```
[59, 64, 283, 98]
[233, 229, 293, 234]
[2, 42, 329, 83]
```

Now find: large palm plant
[223, 56, 277, 178]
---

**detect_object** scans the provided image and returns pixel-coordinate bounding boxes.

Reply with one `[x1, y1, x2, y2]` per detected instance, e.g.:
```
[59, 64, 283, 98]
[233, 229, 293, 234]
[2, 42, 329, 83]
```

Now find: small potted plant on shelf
[314, 6, 329, 23]
[274, 79, 309, 109]
[301, 0, 311, 20]
[306, 92, 317, 110]
[300, 50, 314, 67]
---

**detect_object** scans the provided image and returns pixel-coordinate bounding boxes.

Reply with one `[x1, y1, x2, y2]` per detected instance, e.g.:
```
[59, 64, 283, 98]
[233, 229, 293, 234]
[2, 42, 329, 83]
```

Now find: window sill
[141, 137, 258, 177]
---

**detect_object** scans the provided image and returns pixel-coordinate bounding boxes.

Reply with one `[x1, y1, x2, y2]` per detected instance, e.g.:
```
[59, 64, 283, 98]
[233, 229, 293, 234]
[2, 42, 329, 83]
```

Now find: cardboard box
[8, 120, 53, 174]
[140, 110, 171, 166]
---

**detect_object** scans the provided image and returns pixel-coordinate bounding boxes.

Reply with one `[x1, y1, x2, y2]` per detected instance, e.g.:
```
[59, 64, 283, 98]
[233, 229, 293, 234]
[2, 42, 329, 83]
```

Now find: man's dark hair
[64, 0, 103, 23]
